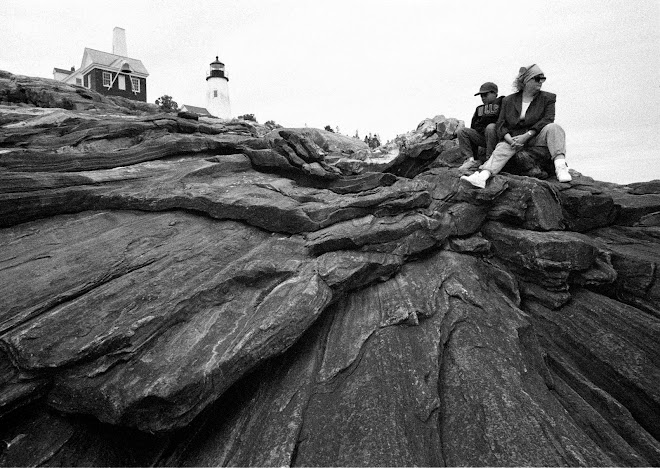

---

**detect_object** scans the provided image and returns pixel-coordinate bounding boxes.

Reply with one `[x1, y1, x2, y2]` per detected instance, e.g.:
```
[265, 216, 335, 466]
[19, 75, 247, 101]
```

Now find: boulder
[266, 127, 369, 156]
[482, 222, 617, 306]
[447, 232, 491, 254]
[384, 116, 464, 178]
[486, 174, 566, 230]
[627, 179, 660, 195]
[177, 110, 199, 120]
[586, 225, 660, 318]
[612, 190, 660, 226]
[559, 177, 619, 232]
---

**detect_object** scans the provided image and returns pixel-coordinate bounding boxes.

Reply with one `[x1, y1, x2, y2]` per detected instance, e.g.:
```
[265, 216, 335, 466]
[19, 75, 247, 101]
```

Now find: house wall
[53, 71, 72, 81]
[86, 68, 147, 102]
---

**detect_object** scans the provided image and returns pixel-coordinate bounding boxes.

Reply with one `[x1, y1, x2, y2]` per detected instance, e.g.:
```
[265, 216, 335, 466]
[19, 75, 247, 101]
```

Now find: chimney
[112, 27, 128, 56]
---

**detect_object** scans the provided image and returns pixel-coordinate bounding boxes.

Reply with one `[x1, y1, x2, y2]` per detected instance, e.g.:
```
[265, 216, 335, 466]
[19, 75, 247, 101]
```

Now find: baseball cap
[474, 82, 498, 96]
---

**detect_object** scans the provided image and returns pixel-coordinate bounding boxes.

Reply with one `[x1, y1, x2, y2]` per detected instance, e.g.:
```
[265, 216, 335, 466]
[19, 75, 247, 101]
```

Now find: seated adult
[461, 64, 572, 188]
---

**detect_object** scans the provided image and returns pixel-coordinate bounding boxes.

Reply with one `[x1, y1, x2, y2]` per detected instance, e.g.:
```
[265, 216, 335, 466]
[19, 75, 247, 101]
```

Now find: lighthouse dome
[207, 56, 228, 81]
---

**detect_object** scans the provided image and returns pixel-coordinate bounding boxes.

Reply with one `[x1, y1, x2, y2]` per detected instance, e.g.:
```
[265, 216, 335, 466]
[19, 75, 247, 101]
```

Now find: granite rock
[1, 72, 658, 466]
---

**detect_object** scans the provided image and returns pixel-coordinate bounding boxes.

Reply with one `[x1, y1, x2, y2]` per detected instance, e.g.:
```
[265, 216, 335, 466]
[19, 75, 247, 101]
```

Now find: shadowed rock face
[1, 71, 659, 466]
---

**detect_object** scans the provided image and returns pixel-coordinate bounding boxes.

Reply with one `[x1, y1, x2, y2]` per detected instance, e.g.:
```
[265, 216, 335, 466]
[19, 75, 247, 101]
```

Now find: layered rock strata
[1, 71, 659, 466]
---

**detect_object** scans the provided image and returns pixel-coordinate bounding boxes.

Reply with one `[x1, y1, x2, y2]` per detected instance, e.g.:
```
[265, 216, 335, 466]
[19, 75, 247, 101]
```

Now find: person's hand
[510, 132, 532, 151]
[510, 137, 525, 151]
[504, 134, 520, 149]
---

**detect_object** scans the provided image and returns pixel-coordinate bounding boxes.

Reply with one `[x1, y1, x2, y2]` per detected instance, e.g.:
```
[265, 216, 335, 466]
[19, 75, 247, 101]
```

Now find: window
[118, 75, 126, 90]
[131, 77, 140, 93]
[76, 78, 82, 86]
[102, 71, 112, 87]
[213, 90, 218, 98]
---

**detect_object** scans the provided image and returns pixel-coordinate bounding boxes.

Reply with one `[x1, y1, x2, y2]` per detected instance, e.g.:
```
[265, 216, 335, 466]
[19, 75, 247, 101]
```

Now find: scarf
[518, 64, 544, 83]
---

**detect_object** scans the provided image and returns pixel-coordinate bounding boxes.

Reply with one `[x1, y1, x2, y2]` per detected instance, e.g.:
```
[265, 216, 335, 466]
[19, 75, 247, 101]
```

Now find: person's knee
[544, 123, 564, 134]
[457, 128, 474, 145]
[484, 123, 496, 135]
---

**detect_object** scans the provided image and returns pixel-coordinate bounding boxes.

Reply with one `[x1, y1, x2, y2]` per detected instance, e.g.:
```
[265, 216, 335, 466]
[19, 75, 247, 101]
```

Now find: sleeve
[494, 96, 504, 116]
[496, 98, 510, 140]
[529, 94, 556, 134]
[470, 108, 478, 130]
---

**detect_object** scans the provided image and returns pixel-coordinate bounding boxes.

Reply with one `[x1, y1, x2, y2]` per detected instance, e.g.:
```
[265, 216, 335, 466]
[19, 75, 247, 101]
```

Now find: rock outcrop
[1, 71, 659, 466]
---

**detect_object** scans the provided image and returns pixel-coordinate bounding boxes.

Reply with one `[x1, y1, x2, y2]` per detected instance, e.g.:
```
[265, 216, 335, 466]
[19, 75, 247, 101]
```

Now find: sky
[2, 0, 659, 184]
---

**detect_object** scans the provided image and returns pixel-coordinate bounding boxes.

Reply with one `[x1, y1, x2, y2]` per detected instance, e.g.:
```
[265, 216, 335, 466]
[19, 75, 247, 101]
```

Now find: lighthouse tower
[206, 56, 231, 119]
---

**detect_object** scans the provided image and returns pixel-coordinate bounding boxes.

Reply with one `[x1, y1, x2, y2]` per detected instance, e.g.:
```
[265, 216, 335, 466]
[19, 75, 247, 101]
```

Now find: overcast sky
[2, 0, 659, 183]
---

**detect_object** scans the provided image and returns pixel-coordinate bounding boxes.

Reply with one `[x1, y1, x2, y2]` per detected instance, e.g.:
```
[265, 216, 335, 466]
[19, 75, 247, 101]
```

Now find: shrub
[155, 95, 178, 112]
[265, 120, 282, 129]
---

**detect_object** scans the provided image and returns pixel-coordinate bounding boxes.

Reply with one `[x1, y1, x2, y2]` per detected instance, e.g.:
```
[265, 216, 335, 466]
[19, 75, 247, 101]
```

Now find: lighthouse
[206, 56, 231, 119]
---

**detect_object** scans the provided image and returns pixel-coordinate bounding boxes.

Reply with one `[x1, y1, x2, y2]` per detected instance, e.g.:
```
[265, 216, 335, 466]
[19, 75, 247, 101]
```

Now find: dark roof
[82, 48, 149, 75]
[53, 68, 73, 75]
[181, 104, 212, 116]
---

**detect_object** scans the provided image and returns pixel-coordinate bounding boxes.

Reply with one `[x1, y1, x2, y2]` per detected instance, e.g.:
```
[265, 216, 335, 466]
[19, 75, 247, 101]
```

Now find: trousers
[480, 123, 566, 174]
[457, 123, 497, 161]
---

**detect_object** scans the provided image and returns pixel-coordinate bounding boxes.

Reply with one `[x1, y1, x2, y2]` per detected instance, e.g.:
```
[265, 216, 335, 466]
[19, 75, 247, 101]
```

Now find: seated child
[457, 82, 503, 170]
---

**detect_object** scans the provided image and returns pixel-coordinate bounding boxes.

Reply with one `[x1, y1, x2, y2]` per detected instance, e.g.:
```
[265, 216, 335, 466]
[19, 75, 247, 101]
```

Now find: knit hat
[518, 64, 544, 84]
[474, 82, 498, 96]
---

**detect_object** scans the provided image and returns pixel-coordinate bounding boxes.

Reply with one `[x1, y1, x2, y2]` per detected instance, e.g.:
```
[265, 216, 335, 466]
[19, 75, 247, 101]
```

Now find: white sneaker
[460, 170, 489, 189]
[554, 160, 572, 183]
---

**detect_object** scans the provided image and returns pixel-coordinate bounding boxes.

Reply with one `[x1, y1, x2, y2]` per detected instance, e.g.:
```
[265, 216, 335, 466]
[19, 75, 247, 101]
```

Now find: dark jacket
[470, 96, 503, 134]
[496, 90, 556, 139]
